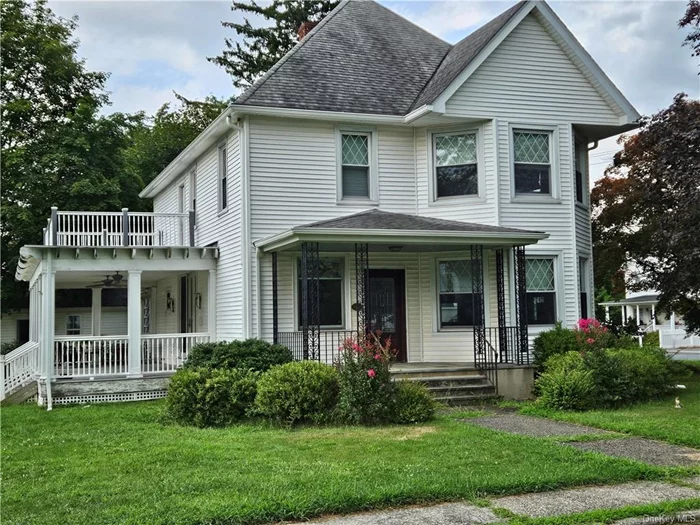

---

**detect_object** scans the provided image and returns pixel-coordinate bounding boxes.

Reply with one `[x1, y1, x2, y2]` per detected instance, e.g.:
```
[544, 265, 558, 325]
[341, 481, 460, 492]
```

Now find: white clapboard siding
[1, 312, 28, 344]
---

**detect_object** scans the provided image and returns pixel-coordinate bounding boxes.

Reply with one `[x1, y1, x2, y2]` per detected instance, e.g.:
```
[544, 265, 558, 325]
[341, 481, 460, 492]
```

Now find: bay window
[526, 257, 557, 325]
[434, 132, 478, 198]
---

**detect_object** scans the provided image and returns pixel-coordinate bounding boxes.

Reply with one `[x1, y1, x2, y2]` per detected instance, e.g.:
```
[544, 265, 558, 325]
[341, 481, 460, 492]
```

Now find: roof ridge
[369, 0, 451, 46]
[235, 0, 352, 105]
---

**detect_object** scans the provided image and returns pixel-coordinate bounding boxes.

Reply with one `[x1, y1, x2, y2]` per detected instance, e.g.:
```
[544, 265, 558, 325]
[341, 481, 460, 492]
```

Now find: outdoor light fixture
[388, 245, 403, 252]
[194, 292, 202, 310]
[166, 292, 175, 313]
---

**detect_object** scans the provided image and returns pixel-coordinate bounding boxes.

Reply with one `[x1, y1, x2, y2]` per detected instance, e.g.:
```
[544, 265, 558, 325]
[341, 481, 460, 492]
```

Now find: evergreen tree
[209, 0, 339, 90]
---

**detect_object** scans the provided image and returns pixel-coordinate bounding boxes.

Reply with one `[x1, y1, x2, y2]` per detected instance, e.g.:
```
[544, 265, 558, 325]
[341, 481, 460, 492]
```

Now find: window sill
[511, 195, 561, 205]
[430, 195, 485, 206]
[217, 208, 229, 218]
[336, 199, 379, 207]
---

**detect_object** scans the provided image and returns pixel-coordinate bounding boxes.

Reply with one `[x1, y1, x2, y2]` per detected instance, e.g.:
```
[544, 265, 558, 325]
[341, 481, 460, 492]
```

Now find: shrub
[535, 352, 596, 410]
[532, 323, 579, 372]
[574, 318, 616, 351]
[185, 339, 293, 372]
[166, 367, 258, 428]
[334, 334, 396, 425]
[642, 331, 660, 348]
[392, 381, 436, 424]
[1, 340, 21, 355]
[254, 361, 339, 427]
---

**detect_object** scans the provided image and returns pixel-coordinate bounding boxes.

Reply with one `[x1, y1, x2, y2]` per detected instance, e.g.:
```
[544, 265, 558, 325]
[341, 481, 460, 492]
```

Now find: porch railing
[141, 333, 210, 373]
[55, 336, 129, 377]
[278, 330, 356, 364]
[44, 208, 195, 248]
[485, 326, 531, 365]
[1, 341, 39, 400]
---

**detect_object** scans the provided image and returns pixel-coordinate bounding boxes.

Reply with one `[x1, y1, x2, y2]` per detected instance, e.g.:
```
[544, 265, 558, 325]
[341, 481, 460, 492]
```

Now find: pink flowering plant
[574, 318, 615, 352]
[334, 332, 396, 425]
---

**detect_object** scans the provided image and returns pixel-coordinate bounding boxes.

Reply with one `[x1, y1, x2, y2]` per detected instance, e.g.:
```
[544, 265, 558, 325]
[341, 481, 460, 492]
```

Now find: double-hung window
[579, 257, 589, 319]
[575, 141, 585, 204]
[66, 315, 81, 336]
[218, 144, 228, 212]
[526, 258, 557, 325]
[340, 132, 371, 199]
[514, 131, 552, 195]
[438, 260, 482, 328]
[434, 132, 478, 198]
[297, 258, 344, 328]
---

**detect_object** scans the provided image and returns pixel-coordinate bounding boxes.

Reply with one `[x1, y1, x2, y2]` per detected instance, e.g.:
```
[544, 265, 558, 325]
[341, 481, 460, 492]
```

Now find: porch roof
[254, 209, 548, 252]
[599, 294, 660, 307]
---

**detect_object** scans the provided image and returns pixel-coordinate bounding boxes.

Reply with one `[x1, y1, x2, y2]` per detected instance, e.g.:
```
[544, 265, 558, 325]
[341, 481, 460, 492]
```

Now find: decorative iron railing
[43, 207, 195, 248]
[485, 326, 531, 365]
[278, 330, 356, 364]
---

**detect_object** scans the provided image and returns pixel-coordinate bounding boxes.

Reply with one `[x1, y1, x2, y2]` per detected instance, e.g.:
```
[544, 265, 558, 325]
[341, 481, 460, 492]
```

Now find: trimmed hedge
[392, 381, 436, 424]
[185, 339, 293, 372]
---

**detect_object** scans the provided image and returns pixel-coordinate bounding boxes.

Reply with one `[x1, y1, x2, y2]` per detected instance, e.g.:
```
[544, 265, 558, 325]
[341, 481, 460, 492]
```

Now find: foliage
[592, 94, 700, 335]
[166, 367, 258, 427]
[392, 381, 436, 424]
[679, 0, 700, 57]
[254, 361, 339, 426]
[532, 322, 580, 372]
[642, 331, 660, 347]
[124, 94, 227, 187]
[209, 0, 338, 89]
[0, 340, 21, 355]
[334, 334, 396, 425]
[573, 318, 616, 351]
[185, 339, 293, 372]
[535, 352, 596, 411]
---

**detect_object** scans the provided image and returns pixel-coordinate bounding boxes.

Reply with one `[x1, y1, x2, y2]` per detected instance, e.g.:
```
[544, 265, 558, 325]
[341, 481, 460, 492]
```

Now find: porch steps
[1, 381, 38, 406]
[392, 366, 498, 406]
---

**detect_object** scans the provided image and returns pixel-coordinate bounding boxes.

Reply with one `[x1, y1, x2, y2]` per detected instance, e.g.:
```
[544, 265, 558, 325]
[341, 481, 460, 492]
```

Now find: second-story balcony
[43, 207, 195, 248]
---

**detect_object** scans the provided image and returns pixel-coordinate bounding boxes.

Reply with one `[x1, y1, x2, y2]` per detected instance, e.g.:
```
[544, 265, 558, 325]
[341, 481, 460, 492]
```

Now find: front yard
[0, 401, 684, 525]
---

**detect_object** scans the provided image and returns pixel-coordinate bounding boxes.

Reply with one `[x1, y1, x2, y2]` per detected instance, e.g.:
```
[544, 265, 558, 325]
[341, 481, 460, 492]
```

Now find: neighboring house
[4, 0, 641, 407]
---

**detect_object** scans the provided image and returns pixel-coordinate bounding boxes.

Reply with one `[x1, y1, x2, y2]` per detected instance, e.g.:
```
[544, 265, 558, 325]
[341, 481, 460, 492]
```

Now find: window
[575, 141, 585, 204]
[434, 132, 478, 198]
[297, 258, 344, 327]
[218, 144, 228, 211]
[190, 169, 197, 226]
[579, 258, 589, 319]
[340, 132, 371, 199]
[526, 258, 557, 325]
[438, 260, 483, 328]
[514, 131, 551, 195]
[66, 315, 81, 335]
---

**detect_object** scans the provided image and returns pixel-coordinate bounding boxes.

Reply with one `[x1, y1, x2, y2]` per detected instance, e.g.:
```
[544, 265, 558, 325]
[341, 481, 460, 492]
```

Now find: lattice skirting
[52, 390, 167, 405]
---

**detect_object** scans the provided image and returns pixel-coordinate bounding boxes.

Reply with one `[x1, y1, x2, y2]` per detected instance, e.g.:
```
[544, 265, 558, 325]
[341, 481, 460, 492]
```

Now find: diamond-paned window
[526, 257, 557, 325]
[514, 131, 551, 195]
[438, 260, 482, 327]
[434, 132, 478, 198]
[341, 133, 370, 198]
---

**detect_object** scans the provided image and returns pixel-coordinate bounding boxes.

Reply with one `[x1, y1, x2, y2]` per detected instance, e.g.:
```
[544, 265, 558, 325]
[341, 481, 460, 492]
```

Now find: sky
[50, 0, 699, 181]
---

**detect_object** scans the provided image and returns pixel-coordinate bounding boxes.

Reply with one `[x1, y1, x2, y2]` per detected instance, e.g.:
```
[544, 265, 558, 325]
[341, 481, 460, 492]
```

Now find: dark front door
[368, 269, 407, 362]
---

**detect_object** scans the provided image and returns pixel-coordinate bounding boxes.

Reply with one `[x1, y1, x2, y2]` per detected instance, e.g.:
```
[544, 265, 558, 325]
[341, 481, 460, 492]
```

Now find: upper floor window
[66, 315, 81, 336]
[340, 132, 371, 199]
[297, 258, 344, 328]
[526, 257, 557, 325]
[434, 132, 478, 198]
[218, 144, 228, 212]
[438, 259, 482, 328]
[514, 131, 551, 195]
[575, 141, 585, 204]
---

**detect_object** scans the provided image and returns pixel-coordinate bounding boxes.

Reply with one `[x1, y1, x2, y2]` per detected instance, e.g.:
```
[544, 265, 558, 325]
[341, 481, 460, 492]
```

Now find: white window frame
[217, 142, 228, 213]
[189, 166, 197, 227]
[510, 124, 560, 202]
[293, 256, 348, 330]
[574, 138, 588, 208]
[429, 128, 483, 202]
[578, 256, 590, 319]
[336, 127, 378, 204]
[66, 315, 81, 336]
[523, 254, 562, 327]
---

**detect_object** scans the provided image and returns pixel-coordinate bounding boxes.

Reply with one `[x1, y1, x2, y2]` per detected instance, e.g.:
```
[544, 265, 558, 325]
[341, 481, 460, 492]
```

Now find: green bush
[642, 331, 660, 347]
[392, 381, 436, 424]
[185, 339, 293, 372]
[532, 323, 579, 372]
[254, 361, 339, 427]
[1, 340, 21, 355]
[166, 368, 258, 427]
[535, 352, 596, 410]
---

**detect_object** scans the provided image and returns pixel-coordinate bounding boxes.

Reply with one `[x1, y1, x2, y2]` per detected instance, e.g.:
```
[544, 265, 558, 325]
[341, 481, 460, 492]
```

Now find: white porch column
[91, 287, 102, 336]
[605, 306, 610, 323]
[651, 304, 656, 331]
[39, 268, 55, 409]
[636, 305, 641, 326]
[208, 269, 217, 340]
[671, 312, 676, 330]
[127, 270, 143, 377]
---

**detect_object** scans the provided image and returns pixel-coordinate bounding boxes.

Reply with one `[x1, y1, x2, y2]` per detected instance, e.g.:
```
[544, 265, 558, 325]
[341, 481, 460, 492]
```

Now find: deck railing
[55, 335, 130, 377]
[277, 330, 356, 364]
[1, 341, 39, 400]
[141, 333, 210, 373]
[44, 207, 195, 248]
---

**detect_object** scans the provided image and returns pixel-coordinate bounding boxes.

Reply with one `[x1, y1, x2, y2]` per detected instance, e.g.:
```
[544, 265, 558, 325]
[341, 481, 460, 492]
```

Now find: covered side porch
[4, 245, 218, 406]
[256, 210, 549, 388]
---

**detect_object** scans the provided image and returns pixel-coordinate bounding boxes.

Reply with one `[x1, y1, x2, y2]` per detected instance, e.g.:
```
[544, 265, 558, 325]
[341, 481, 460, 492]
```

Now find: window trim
[578, 256, 589, 319]
[574, 138, 588, 208]
[217, 142, 228, 214]
[523, 254, 562, 327]
[66, 314, 81, 336]
[336, 127, 378, 204]
[432, 254, 489, 332]
[189, 166, 197, 228]
[509, 124, 560, 202]
[293, 255, 348, 330]
[427, 127, 484, 204]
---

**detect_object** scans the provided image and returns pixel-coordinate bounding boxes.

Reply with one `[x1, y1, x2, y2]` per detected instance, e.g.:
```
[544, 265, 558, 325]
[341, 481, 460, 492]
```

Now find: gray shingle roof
[233, 0, 524, 115]
[301, 209, 544, 235]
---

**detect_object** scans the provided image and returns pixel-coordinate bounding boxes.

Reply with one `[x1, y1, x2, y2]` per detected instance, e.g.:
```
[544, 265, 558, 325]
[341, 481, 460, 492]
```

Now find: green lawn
[523, 373, 700, 448]
[0, 402, 683, 525]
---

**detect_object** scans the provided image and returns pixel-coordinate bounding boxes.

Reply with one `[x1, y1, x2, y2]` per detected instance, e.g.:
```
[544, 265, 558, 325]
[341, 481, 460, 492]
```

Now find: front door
[368, 269, 406, 362]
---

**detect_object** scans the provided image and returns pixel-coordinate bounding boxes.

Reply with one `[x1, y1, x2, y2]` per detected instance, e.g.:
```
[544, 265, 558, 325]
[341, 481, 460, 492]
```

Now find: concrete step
[396, 374, 489, 387]
[426, 383, 495, 394]
[392, 367, 482, 379]
[433, 393, 499, 406]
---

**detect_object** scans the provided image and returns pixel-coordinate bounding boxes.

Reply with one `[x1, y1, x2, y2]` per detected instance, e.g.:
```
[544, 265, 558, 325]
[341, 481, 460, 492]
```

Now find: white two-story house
[4, 0, 640, 407]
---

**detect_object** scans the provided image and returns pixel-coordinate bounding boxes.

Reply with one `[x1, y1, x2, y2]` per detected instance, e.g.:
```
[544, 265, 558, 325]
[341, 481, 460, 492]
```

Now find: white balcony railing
[1, 341, 39, 400]
[55, 335, 130, 377]
[44, 207, 195, 248]
[142, 333, 210, 374]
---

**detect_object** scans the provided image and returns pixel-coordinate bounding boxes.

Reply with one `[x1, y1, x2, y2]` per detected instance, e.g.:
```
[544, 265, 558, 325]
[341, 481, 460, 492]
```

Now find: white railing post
[50, 207, 58, 246]
[127, 270, 143, 377]
[1, 354, 6, 401]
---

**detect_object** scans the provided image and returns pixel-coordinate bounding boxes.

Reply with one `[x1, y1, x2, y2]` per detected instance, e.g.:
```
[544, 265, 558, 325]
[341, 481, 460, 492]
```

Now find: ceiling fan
[86, 272, 127, 288]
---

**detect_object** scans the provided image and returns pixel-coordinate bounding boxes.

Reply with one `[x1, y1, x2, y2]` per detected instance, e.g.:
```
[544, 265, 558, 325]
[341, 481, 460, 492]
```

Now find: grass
[0, 402, 682, 525]
[522, 373, 700, 448]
